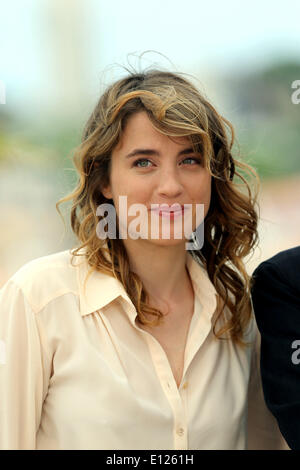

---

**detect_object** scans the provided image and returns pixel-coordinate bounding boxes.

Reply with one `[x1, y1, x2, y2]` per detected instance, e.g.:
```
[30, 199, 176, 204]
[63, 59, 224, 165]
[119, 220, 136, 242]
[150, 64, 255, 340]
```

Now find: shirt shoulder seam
[6, 278, 79, 315]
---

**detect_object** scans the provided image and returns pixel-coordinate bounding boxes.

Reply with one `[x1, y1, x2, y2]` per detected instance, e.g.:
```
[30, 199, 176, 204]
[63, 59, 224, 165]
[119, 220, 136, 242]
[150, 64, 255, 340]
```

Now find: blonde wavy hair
[56, 68, 259, 348]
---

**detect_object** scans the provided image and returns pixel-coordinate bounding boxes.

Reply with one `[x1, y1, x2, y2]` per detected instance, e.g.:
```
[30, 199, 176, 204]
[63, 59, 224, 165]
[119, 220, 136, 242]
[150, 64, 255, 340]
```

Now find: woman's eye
[132, 157, 201, 168]
[133, 158, 152, 168]
[181, 157, 201, 165]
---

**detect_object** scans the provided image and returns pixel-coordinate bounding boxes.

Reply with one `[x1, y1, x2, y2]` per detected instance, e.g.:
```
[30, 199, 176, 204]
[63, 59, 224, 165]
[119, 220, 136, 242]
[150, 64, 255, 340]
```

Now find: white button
[177, 427, 185, 436]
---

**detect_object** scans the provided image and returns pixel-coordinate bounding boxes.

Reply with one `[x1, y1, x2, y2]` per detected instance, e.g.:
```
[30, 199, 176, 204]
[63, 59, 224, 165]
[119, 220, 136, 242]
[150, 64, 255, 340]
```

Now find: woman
[0, 68, 286, 450]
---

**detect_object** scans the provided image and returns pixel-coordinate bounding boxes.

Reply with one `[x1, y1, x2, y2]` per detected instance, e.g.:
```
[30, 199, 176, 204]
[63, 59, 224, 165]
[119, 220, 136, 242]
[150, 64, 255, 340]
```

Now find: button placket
[136, 322, 188, 449]
[174, 422, 188, 450]
[182, 381, 188, 390]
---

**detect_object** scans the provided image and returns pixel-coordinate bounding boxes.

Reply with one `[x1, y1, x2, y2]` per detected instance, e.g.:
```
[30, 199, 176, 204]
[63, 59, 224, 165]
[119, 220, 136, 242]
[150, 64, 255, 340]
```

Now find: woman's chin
[137, 236, 189, 248]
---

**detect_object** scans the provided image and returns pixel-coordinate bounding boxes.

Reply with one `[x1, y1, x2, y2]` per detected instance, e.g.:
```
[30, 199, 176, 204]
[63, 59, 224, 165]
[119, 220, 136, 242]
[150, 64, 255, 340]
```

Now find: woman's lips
[150, 206, 189, 218]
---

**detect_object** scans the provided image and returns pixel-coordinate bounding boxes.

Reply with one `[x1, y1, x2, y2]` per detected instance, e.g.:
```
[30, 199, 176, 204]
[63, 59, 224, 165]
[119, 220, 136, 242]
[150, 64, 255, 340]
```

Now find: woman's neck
[122, 238, 193, 306]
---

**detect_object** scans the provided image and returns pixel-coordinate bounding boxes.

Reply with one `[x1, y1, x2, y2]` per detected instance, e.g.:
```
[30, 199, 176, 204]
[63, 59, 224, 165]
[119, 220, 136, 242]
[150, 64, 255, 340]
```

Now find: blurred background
[1, 0, 300, 285]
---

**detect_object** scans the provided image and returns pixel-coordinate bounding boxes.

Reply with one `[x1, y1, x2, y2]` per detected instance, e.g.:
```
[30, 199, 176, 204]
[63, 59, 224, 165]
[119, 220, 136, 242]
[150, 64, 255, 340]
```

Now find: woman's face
[101, 111, 212, 247]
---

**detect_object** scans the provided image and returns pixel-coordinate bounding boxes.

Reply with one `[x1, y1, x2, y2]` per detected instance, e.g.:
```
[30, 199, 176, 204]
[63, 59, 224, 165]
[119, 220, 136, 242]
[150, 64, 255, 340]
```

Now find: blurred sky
[0, 0, 300, 122]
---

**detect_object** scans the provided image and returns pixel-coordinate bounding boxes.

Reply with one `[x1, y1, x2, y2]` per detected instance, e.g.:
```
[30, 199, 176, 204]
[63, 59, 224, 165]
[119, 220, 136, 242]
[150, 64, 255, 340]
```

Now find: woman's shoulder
[10, 249, 74, 281]
[1, 248, 80, 314]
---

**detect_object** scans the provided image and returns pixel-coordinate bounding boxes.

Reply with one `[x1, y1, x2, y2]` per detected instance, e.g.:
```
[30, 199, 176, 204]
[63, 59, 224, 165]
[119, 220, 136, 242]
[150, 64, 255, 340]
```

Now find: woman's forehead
[115, 112, 192, 153]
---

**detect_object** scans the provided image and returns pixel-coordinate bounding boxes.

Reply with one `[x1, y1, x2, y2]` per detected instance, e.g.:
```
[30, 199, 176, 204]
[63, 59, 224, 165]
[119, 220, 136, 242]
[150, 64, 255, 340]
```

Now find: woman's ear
[101, 184, 113, 200]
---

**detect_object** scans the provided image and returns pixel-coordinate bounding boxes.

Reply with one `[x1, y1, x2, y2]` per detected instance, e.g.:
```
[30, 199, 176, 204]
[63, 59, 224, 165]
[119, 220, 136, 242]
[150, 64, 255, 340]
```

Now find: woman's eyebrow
[125, 147, 194, 158]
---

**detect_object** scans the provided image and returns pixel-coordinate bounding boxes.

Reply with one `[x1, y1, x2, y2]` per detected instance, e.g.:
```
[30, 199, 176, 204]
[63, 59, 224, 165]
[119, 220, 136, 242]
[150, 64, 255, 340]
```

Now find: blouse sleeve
[246, 318, 290, 450]
[0, 279, 51, 450]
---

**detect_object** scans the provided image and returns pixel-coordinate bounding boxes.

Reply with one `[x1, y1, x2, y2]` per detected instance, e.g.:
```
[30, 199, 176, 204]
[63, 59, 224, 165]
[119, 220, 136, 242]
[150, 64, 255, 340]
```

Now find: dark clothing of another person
[251, 246, 300, 450]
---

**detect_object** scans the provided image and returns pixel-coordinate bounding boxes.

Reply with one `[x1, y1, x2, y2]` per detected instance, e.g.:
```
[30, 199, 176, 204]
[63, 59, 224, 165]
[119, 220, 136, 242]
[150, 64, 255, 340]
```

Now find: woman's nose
[156, 168, 184, 198]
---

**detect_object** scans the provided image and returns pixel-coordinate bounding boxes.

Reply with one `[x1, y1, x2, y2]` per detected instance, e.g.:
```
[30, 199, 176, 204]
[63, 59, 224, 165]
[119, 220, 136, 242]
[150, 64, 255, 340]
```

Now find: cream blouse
[0, 247, 288, 450]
